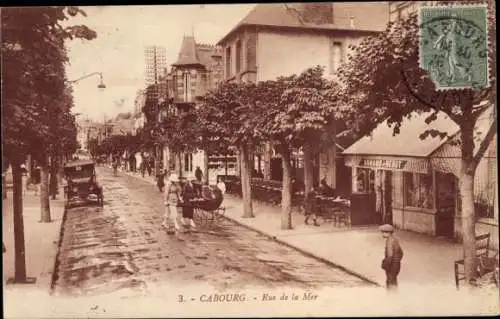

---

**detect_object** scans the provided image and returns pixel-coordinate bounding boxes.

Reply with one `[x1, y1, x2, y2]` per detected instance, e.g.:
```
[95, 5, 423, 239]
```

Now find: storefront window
[404, 172, 434, 209]
[357, 168, 375, 193]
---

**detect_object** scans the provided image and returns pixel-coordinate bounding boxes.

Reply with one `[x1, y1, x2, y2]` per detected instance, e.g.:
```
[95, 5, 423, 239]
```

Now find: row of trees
[147, 4, 495, 286]
[2, 7, 97, 283]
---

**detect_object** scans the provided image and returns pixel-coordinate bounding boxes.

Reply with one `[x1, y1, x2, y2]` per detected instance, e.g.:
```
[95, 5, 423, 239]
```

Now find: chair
[454, 233, 491, 289]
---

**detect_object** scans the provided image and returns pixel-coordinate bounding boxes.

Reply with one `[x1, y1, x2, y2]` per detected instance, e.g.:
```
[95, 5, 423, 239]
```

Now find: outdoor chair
[454, 233, 492, 289]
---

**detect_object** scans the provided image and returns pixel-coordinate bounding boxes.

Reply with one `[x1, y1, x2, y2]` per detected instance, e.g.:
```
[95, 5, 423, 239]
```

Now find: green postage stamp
[418, 5, 489, 90]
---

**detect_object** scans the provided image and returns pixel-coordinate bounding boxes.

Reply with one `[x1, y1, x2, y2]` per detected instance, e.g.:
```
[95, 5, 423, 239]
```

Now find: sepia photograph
[2, 1, 498, 317]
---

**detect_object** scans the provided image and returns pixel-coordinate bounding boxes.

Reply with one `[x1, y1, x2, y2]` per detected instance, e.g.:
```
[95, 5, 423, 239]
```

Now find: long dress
[181, 182, 196, 219]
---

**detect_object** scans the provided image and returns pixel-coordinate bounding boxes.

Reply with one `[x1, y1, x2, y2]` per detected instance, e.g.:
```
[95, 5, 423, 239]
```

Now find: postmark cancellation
[418, 4, 490, 90]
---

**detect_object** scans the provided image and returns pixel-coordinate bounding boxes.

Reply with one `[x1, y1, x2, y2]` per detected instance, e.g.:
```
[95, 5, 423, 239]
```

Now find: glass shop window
[404, 172, 434, 209]
[357, 168, 375, 193]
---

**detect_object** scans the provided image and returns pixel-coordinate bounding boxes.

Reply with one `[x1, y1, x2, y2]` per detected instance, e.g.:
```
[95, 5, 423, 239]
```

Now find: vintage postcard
[2, 2, 498, 318]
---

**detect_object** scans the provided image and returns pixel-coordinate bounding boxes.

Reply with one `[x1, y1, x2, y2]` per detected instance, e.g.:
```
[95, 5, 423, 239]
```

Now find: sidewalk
[2, 188, 65, 292]
[121, 169, 464, 287]
[221, 195, 464, 288]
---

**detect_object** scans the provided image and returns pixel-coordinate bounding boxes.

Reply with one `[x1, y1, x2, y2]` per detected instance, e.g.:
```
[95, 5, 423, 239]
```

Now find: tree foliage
[2, 6, 97, 164]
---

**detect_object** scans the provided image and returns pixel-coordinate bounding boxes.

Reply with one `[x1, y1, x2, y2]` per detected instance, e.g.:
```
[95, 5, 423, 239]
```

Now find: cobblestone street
[53, 167, 369, 296]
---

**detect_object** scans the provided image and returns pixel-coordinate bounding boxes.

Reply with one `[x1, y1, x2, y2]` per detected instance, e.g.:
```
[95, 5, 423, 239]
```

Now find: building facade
[217, 2, 389, 189]
[163, 35, 225, 180]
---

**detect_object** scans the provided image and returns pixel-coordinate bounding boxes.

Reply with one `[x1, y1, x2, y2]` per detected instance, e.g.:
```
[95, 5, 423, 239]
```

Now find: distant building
[217, 2, 389, 191]
[76, 116, 101, 150]
[389, 1, 440, 21]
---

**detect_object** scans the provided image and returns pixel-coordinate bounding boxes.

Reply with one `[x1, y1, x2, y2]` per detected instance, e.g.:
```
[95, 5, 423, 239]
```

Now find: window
[184, 153, 193, 172]
[330, 42, 343, 74]
[225, 46, 232, 77]
[235, 40, 242, 73]
[356, 168, 375, 193]
[404, 172, 434, 209]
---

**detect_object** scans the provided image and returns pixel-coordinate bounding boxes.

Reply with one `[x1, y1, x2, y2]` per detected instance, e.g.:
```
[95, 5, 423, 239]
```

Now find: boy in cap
[379, 224, 403, 290]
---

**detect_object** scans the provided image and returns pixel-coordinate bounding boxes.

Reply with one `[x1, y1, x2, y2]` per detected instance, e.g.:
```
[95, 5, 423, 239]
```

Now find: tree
[337, 2, 496, 286]
[1, 6, 96, 282]
[257, 66, 338, 229]
[199, 82, 265, 218]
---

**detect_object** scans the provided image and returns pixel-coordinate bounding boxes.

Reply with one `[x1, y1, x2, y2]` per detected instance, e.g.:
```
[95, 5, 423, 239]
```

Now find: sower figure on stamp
[379, 224, 403, 290]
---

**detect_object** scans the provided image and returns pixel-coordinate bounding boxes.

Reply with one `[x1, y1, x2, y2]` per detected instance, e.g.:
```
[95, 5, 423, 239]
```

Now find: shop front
[342, 107, 497, 244]
[344, 155, 439, 233]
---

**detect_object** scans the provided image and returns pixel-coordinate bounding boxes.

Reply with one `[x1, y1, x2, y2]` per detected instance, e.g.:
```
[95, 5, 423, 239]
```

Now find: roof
[172, 36, 204, 67]
[342, 111, 460, 158]
[217, 3, 388, 45]
[64, 159, 95, 168]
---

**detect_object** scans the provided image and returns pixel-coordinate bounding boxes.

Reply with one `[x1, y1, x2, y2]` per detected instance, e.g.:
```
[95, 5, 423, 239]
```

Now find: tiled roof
[172, 36, 203, 67]
[218, 3, 388, 45]
[343, 111, 460, 158]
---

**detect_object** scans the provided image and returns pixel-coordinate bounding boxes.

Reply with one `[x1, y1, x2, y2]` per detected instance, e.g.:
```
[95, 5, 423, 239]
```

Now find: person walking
[163, 173, 183, 234]
[304, 187, 319, 226]
[32, 165, 41, 196]
[180, 174, 197, 231]
[156, 169, 166, 193]
[379, 224, 404, 290]
[195, 166, 203, 183]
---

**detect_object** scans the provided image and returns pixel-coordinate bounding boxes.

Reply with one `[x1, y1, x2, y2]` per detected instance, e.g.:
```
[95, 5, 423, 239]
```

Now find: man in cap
[379, 224, 403, 290]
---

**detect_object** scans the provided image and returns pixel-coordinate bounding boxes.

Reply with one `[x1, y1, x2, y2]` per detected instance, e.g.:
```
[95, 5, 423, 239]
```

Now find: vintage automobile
[63, 159, 103, 208]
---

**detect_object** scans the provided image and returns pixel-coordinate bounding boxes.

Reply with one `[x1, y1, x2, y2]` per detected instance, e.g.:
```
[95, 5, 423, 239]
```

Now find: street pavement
[52, 167, 369, 297]
[123, 170, 469, 289]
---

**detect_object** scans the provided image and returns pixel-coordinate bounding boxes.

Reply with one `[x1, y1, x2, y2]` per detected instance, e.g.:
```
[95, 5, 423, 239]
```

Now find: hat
[379, 224, 394, 233]
[169, 173, 179, 182]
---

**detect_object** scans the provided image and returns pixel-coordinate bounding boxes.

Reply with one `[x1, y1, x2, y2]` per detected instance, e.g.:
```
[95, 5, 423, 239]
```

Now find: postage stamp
[418, 5, 490, 90]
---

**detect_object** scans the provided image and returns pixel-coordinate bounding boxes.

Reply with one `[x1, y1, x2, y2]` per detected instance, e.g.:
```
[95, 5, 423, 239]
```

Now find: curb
[49, 203, 68, 294]
[220, 213, 382, 288]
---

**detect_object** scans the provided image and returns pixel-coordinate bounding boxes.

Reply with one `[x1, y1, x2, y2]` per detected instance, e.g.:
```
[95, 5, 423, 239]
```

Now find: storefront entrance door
[436, 172, 456, 237]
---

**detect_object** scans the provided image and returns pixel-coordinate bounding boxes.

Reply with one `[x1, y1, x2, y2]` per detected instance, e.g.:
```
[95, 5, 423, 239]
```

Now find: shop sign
[359, 158, 407, 170]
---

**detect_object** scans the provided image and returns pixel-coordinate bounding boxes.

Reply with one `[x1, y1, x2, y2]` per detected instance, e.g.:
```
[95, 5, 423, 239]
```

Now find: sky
[63, 4, 255, 122]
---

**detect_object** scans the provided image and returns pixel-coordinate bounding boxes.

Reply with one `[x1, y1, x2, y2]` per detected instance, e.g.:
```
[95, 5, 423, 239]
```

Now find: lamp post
[68, 71, 106, 88]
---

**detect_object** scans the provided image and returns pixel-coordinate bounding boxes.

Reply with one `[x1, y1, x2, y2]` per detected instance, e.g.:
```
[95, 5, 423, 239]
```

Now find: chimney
[350, 16, 355, 29]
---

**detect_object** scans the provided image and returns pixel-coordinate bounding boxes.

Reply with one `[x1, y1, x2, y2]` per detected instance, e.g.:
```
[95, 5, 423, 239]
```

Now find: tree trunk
[164, 146, 170, 175]
[236, 149, 241, 179]
[27, 154, 32, 180]
[224, 152, 228, 176]
[12, 161, 27, 282]
[281, 147, 293, 230]
[263, 142, 272, 180]
[40, 155, 51, 223]
[56, 154, 63, 191]
[177, 152, 182, 177]
[49, 156, 57, 200]
[303, 144, 314, 193]
[203, 151, 209, 185]
[459, 119, 478, 288]
[239, 144, 254, 218]
[459, 168, 476, 286]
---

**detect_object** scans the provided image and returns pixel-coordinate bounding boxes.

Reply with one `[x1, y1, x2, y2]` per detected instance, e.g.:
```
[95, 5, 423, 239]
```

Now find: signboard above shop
[359, 159, 407, 170]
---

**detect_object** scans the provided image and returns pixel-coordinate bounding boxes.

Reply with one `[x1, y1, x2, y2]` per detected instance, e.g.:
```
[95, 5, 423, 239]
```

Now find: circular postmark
[418, 6, 489, 90]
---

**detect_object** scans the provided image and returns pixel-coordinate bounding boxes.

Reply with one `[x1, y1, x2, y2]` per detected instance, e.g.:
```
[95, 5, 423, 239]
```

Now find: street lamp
[68, 72, 106, 89]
